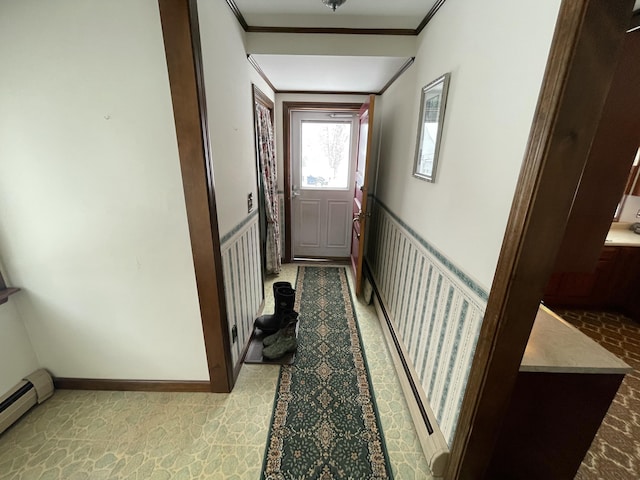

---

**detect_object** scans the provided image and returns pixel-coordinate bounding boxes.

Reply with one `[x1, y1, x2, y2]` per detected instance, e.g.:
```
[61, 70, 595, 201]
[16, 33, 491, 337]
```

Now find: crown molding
[416, 0, 446, 34]
[225, 0, 249, 30]
[247, 55, 278, 93]
[378, 57, 415, 94]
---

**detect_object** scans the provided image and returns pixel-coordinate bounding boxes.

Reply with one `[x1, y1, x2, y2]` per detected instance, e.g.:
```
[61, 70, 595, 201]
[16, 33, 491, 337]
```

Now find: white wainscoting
[220, 211, 263, 368]
[367, 199, 488, 446]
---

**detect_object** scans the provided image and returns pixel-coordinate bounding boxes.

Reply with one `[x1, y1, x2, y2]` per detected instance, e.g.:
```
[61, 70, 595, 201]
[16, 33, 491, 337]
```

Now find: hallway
[0, 264, 430, 479]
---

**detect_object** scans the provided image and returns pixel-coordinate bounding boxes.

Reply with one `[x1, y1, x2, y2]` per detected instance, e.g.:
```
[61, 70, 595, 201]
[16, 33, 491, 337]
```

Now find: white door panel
[327, 201, 350, 248]
[298, 200, 321, 247]
[291, 110, 358, 258]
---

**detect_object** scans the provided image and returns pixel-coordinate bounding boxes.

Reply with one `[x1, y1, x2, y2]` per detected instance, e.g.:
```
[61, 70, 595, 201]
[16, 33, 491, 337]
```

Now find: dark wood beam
[158, 0, 234, 393]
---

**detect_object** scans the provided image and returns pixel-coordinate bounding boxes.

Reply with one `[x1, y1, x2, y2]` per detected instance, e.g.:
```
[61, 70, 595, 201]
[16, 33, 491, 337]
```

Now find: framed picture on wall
[413, 73, 451, 183]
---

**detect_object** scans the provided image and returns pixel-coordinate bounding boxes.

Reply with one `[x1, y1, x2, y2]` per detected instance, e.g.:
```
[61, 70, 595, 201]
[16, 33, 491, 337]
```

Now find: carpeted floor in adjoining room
[0, 263, 431, 479]
[558, 309, 640, 480]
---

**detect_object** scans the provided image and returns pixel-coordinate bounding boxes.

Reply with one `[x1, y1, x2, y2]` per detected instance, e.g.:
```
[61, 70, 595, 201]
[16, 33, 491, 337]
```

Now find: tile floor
[0, 263, 431, 479]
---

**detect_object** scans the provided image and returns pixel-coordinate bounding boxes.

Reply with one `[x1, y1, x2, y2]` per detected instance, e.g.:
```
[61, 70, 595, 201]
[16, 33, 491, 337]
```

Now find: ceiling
[230, 1, 640, 94]
[250, 55, 411, 93]
[229, 0, 440, 94]
[233, 0, 439, 30]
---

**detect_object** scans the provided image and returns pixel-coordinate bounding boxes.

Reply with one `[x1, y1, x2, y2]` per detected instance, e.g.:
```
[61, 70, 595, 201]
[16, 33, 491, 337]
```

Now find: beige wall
[368, 0, 562, 445]
[0, 0, 209, 380]
[376, 0, 561, 288]
[197, 0, 275, 369]
[197, 0, 275, 238]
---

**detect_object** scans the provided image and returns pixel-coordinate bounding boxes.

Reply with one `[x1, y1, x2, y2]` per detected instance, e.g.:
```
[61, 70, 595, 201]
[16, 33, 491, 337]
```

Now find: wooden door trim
[282, 102, 362, 262]
[446, 0, 633, 477]
[352, 95, 376, 295]
[158, 0, 234, 393]
[253, 85, 274, 111]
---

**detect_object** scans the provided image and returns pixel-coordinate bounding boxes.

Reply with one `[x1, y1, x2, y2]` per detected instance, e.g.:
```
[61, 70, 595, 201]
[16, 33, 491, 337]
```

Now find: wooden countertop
[520, 305, 631, 374]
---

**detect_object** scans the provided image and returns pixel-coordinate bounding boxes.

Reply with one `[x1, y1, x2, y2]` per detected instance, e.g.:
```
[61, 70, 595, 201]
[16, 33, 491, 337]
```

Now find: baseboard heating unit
[0, 369, 54, 435]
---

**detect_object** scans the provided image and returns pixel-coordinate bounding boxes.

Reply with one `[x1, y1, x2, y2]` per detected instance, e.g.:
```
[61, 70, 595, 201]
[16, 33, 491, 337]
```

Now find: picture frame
[413, 73, 451, 182]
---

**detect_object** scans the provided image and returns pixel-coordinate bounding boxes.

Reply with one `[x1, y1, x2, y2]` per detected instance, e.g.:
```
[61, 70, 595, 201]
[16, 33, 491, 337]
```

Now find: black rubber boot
[255, 286, 296, 334]
[253, 282, 292, 333]
[263, 311, 299, 346]
[272, 281, 292, 295]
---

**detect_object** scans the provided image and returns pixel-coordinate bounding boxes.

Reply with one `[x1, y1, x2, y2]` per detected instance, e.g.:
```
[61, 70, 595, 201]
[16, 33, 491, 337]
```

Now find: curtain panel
[256, 103, 281, 274]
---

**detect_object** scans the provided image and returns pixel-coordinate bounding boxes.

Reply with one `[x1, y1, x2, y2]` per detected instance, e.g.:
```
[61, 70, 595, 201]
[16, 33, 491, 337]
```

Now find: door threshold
[293, 257, 350, 264]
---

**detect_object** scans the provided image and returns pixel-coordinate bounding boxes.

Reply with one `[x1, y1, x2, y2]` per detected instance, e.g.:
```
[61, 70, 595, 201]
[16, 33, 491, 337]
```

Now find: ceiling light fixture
[322, 0, 347, 12]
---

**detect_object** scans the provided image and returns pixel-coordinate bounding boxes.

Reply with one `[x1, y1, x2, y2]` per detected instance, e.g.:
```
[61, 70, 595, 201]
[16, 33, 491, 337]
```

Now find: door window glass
[300, 121, 351, 189]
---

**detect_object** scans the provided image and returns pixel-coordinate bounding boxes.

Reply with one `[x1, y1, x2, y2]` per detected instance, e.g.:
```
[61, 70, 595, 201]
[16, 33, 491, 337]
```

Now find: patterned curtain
[256, 103, 281, 274]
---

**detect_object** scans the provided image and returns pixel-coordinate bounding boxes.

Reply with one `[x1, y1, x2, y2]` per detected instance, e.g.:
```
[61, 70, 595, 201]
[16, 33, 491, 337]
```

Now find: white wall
[0, 0, 209, 380]
[197, 0, 275, 238]
[376, 0, 561, 288]
[620, 195, 640, 223]
[197, 0, 275, 364]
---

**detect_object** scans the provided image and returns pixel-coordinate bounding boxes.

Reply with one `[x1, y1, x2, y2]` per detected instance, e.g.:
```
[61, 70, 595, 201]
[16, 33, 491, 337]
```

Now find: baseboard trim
[53, 378, 212, 392]
[364, 261, 433, 433]
[364, 260, 450, 478]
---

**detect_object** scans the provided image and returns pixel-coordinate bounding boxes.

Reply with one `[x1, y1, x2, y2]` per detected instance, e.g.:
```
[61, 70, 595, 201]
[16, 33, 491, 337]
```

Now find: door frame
[158, 0, 234, 393]
[282, 102, 362, 262]
[446, 0, 634, 477]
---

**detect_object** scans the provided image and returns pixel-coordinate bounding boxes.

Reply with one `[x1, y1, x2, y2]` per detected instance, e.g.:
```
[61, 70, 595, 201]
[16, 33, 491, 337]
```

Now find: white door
[291, 110, 358, 258]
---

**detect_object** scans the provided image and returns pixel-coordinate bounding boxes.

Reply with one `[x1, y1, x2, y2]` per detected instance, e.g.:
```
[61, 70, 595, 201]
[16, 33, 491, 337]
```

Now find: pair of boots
[255, 281, 299, 360]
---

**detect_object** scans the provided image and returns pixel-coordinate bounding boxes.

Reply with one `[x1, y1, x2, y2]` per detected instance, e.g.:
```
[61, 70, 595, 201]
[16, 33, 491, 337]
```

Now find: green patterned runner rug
[261, 266, 393, 480]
